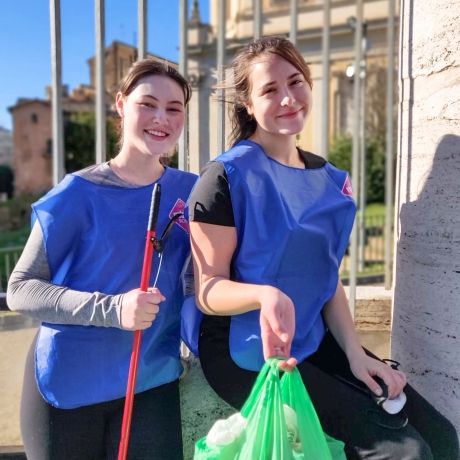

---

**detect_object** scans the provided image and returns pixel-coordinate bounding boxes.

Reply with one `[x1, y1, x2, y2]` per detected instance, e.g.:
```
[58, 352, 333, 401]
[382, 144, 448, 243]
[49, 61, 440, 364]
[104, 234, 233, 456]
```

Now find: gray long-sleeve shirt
[6, 163, 193, 328]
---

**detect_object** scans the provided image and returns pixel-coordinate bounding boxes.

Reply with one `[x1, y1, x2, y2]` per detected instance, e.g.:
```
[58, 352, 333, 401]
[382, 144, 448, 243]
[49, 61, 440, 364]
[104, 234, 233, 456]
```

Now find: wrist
[257, 285, 279, 309]
[345, 345, 366, 364]
[114, 293, 125, 328]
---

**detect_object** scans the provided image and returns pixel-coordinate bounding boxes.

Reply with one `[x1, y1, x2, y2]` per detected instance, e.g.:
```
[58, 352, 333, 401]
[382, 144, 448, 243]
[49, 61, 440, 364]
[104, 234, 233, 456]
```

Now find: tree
[0, 165, 14, 198]
[64, 112, 118, 172]
[328, 134, 386, 204]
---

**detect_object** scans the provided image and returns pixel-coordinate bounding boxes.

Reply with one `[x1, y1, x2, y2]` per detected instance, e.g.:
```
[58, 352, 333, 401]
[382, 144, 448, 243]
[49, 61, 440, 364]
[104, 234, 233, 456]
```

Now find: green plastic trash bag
[194, 358, 346, 460]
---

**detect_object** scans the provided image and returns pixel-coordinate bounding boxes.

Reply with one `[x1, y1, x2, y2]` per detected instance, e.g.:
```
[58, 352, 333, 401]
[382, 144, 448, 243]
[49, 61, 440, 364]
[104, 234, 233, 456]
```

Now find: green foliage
[161, 149, 178, 169]
[366, 136, 386, 204]
[328, 135, 352, 172]
[64, 112, 118, 172]
[0, 165, 14, 198]
[328, 134, 386, 204]
[0, 193, 38, 232]
[365, 203, 386, 218]
[0, 226, 30, 247]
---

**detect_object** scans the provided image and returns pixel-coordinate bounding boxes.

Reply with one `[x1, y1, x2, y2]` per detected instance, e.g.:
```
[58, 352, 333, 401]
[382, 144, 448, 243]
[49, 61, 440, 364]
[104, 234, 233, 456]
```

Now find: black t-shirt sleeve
[188, 161, 235, 227]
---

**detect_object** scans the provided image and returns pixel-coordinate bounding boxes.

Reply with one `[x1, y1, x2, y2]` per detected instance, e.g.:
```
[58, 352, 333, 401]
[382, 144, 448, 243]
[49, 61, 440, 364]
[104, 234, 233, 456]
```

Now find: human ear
[115, 92, 124, 118]
[245, 103, 254, 117]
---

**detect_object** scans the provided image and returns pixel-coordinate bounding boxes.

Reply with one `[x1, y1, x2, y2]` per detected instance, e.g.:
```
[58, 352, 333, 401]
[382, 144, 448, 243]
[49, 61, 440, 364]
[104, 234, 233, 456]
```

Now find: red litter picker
[118, 183, 161, 460]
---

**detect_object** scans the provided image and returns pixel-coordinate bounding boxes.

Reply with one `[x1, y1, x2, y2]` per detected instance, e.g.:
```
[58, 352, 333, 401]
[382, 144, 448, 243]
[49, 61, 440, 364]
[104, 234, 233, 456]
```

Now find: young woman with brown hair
[185, 37, 458, 460]
[8, 59, 196, 459]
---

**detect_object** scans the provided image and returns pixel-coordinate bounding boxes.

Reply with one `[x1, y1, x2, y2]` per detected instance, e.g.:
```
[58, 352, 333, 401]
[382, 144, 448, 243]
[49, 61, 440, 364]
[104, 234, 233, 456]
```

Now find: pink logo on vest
[169, 199, 190, 233]
[342, 175, 353, 197]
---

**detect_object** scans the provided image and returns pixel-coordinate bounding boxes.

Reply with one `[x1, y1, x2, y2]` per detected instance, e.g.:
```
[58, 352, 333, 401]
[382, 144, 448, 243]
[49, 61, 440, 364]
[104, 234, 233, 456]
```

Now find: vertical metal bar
[216, 0, 226, 155]
[321, 0, 331, 158]
[138, 0, 147, 60]
[254, 0, 262, 39]
[289, 0, 298, 45]
[5, 254, 11, 282]
[50, 0, 64, 184]
[348, 0, 363, 315]
[95, 0, 106, 164]
[385, 0, 395, 290]
[178, 0, 188, 171]
[358, 59, 366, 271]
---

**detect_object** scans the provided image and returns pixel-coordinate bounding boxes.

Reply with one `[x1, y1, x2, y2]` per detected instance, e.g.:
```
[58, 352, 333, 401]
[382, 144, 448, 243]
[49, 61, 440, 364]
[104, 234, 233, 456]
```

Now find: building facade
[9, 41, 172, 195]
[0, 127, 13, 166]
[186, 0, 397, 173]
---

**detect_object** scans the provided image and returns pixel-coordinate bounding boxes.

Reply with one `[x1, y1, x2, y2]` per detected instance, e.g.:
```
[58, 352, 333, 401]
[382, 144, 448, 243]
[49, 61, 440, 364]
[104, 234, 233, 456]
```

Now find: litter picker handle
[118, 183, 161, 460]
[140, 184, 161, 291]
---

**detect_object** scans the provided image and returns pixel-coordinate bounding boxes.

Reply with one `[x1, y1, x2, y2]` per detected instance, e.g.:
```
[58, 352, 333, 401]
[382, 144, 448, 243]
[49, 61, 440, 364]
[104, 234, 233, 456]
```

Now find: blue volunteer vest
[33, 167, 197, 409]
[183, 140, 356, 371]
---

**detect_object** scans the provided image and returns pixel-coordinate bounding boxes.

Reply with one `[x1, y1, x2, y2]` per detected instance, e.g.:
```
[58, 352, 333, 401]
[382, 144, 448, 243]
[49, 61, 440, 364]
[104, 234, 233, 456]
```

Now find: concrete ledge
[0, 311, 39, 331]
[0, 294, 7, 311]
[0, 446, 26, 459]
[345, 286, 392, 331]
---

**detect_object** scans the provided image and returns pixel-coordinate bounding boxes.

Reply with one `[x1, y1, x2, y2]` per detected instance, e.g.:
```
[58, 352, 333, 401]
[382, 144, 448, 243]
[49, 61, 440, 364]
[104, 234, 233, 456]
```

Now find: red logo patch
[169, 199, 190, 234]
[342, 175, 353, 197]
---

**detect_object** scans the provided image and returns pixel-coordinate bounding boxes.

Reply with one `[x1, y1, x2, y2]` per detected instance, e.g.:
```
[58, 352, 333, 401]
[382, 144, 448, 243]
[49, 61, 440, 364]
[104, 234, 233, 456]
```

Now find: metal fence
[340, 213, 387, 284]
[0, 213, 388, 295]
[0, 246, 22, 293]
[16, 0, 398, 314]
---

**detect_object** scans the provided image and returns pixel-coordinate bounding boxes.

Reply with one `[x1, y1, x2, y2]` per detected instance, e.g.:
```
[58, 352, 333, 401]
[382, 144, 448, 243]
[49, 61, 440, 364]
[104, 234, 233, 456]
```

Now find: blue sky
[0, 0, 209, 130]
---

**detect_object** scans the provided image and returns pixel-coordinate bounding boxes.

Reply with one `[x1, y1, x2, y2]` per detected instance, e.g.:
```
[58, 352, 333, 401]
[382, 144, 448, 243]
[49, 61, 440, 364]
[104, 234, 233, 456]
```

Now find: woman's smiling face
[116, 74, 185, 157]
[246, 53, 312, 140]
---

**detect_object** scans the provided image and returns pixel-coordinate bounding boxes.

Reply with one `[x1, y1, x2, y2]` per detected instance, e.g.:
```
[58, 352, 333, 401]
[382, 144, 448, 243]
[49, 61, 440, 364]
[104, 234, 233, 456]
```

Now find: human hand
[120, 287, 165, 331]
[259, 286, 297, 371]
[349, 353, 407, 399]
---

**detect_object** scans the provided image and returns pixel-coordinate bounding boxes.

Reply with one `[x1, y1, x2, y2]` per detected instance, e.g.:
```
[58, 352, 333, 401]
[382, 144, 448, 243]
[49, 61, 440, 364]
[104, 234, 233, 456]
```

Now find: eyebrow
[258, 72, 303, 91]
[141, 94, 184, 106]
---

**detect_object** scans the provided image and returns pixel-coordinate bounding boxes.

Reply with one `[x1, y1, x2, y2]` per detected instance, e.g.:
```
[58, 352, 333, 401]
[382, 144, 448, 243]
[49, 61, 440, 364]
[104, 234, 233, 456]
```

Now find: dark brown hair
[116, 59, 192, 150]
[227, 36, 312, 146]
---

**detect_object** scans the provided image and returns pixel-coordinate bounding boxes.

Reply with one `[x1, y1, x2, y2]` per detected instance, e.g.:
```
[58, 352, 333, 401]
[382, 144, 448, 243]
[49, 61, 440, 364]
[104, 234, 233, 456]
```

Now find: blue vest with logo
[33, 167, 197, 409]
[183, 140, 355, 371]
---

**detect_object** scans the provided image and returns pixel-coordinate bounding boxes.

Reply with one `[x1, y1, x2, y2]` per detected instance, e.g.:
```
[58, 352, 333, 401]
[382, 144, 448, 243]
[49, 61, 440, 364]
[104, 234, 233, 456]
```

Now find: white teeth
[146, 129, 167, 137]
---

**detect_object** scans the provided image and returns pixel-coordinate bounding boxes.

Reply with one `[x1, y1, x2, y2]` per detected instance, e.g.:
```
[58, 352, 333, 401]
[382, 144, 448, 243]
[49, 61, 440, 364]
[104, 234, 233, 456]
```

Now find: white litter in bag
[284, 404, 302, 452]
[206, 412, 248, 447]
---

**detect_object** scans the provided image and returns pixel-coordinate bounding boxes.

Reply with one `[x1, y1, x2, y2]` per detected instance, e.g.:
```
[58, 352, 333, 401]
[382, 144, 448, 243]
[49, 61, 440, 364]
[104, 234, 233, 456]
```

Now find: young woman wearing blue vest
[186, 37, 458, 459]
[7, 60, 197, 459]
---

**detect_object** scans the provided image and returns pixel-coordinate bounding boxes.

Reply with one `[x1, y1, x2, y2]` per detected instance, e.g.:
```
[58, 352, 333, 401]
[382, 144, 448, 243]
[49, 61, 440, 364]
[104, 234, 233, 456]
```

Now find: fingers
[142, 303, 160, 318]
[362, 363, 407, 399]
[120, 288, 165, 331]
[362, 373, 384, 396]
[263, 341, 288, 360]
[278, 357, 297, 372]
[146, 287, 166, 303]
[379, 368, 406, 398]
[261, 308, 289, 343]
[259, 288, 296, 366]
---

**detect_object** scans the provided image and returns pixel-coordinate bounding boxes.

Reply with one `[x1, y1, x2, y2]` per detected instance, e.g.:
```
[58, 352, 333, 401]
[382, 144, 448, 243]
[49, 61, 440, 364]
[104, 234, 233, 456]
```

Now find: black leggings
[199, 316, 459, 460]
[21, 337, 183, 460]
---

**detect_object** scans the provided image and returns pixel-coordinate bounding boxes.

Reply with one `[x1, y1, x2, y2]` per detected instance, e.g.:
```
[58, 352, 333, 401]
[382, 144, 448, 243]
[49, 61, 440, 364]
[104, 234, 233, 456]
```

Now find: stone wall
[392, 0, 460, 434]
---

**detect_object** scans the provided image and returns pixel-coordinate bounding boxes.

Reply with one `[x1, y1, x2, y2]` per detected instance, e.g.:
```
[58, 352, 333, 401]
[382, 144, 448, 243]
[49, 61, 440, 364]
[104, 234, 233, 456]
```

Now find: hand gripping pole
[118, 183, 161, 460]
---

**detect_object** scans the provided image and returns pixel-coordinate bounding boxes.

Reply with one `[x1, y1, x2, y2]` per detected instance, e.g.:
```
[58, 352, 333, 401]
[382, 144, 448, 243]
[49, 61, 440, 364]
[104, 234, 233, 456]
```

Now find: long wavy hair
[225, 36, 313, 147]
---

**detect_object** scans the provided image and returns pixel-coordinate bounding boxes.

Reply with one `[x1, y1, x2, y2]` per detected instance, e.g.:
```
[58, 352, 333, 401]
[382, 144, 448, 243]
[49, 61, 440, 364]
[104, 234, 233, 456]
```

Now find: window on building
[31, 113, 38, 124]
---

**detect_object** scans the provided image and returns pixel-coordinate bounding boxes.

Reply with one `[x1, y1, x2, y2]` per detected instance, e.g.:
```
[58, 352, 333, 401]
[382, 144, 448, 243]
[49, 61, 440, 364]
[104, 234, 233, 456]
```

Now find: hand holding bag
[194, 358, 346, 459]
